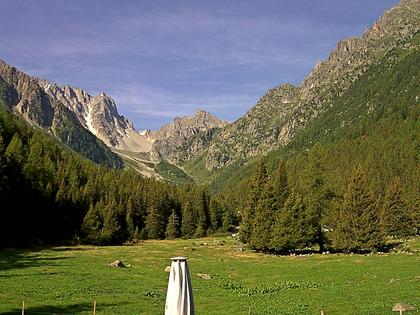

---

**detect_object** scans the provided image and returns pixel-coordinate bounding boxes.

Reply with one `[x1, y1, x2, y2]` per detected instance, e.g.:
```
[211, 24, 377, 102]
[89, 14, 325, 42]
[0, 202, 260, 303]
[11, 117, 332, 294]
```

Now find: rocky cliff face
[0, 59, 123, 168]
[36, 80, 227, 159]
[204, 0, 420, 170]
[37, 81, 152, 153]
[0, 59, 55, 128]
[0, 59, 153, 154]
[0, 58, 228, 175]
[205, 83, 299, 167]
[147, 109, 228, 164]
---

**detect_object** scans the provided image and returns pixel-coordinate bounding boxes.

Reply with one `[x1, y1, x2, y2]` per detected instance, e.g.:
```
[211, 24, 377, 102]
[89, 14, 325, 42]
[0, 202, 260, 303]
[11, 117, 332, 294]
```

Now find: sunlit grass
[0, 237, 418, 314]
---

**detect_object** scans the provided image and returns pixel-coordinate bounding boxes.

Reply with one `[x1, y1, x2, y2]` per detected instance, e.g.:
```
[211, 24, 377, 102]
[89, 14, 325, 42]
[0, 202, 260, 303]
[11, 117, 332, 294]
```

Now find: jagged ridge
[0, 59, 123, 168]
[204, 0, 420, 170]
[147, 109, 228, 164]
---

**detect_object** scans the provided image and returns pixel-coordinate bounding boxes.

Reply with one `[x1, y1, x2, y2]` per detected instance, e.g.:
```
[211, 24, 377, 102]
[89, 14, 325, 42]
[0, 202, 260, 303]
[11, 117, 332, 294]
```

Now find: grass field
[0, 237, 419, 315]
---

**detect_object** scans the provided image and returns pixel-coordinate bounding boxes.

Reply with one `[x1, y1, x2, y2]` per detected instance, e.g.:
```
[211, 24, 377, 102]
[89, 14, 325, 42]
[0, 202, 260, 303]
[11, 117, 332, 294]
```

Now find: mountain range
[0, 59, 227, 180]
[0, 0, 419, 186]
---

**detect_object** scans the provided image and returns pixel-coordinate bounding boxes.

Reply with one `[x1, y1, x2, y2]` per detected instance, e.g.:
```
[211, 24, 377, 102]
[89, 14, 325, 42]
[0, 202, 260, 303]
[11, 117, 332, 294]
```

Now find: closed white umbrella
[165, 256, 195, 315]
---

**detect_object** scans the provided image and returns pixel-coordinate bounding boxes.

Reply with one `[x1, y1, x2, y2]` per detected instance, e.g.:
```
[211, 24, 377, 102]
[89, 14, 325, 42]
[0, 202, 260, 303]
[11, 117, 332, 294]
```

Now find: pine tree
[145, 205, 164, 239]
[5, 132, 25, 164]
[125, 197, 135, 240]
[99, 200, 122, 244]
[81, 203, 102, 244]
[222, 205, 236, 233]
[240, 159, 269, 243]
[272, 160, 289, 209]
[271, 191, 310, 252]
[194, 190, 209, 238]
[133, 226, 141, 240]
[250, 179, 275, 251]
[332, 166, 384, 252]
[181, 193, 198, 238]
[209, 197, 223, 232]
[165, 209, 181, 239]
[380, 177, 413, 238]
[302, 143, 330, 252]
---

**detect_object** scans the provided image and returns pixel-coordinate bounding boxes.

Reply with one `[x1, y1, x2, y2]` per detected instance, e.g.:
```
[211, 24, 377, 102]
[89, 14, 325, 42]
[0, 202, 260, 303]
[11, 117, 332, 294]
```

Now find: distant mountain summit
[147, 109, 228, 164]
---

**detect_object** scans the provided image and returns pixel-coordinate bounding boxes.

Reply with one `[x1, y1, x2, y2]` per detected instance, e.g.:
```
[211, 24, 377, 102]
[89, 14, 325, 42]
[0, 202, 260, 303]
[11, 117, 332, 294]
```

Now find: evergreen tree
[302, 143, 330, 252]
[272, 160, 289, 209]
[222, 204, 236, 233]
[133, 226, 141, 240]
[380, 177, 413, 238]
[271, 191, 310, 252]
[332, 166, 384, 252]
[145, 205, 165, 239]
[181, 193, 198, 238]
[81, 203, 102, 244]
[99, 200, 122, 244]
[5, 132, 25, 164]
[250, 179, 275, 251]
[209, 197, 223, 232]
[165, 209, 181, 239]
[125, 197, 135, 240]
[240, 159, 269, 243]
[194, 190, 209, 238]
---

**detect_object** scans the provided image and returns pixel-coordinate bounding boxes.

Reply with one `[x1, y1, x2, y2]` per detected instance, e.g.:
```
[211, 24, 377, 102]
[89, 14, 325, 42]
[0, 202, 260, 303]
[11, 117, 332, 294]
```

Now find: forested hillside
[204, 31, 420, 252]
[0, 108, 231, 248]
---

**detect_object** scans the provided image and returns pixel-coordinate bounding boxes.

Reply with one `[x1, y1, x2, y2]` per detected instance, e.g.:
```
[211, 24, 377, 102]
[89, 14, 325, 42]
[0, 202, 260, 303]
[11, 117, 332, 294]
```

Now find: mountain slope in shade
[0, 59, 123, 168]
[203, 0, 420, 171]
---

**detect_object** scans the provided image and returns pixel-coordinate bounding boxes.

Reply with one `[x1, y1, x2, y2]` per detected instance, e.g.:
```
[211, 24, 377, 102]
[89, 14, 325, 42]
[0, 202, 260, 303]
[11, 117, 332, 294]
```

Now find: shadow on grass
[0, 249, 74, 271]
[0, 301, 129, 315]
[48, 246, 96, 252]
[255, 240, 405, 256]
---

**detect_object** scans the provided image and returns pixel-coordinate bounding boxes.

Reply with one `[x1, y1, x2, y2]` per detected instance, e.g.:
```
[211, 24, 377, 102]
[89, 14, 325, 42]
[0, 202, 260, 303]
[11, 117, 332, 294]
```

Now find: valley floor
[0, 237, 419, 314]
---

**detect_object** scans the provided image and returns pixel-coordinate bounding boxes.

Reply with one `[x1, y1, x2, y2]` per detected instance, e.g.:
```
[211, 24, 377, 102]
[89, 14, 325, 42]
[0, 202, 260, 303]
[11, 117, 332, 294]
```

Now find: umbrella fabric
[165, 257, 195, 315]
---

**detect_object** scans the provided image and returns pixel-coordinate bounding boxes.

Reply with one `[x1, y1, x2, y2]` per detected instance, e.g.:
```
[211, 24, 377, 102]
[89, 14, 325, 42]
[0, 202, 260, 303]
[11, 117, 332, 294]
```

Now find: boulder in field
[197, 273, 212, 280]
[392, 303, 415, 313]
[108, 260, 126, 268]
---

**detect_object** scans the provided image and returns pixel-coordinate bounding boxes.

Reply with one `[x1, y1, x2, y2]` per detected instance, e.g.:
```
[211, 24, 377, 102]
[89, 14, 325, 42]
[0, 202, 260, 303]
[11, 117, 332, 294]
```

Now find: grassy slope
[113, 149, 194, 184]
[0, 237, 419, 314]
[155, 160, 194, 184]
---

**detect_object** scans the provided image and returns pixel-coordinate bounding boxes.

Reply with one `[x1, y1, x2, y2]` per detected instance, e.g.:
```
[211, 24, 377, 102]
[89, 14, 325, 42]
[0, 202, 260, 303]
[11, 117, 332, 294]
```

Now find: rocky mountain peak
[147, 110, 228, 164]
[0, 64, 152, 153]
[194, 108, 212, 118]
[204, 0, 420, 171]
[153, 110, 227, 139]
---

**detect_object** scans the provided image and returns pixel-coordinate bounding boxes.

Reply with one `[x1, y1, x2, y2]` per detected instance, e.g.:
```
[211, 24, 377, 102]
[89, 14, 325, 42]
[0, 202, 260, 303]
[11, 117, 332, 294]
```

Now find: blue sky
[0, 0, 398, 130]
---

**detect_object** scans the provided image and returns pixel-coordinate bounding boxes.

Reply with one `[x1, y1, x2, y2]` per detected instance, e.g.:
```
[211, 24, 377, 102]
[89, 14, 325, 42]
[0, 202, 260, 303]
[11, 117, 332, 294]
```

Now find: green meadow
[0, 237, 419, 315]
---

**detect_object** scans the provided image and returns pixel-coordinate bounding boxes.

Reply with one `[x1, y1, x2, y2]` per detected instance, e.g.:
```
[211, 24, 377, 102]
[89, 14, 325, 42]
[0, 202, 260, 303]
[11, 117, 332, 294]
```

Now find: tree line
[0, 106, 417, 251]
[0, 109, 233, 248]
[240, 144, 418, 253]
